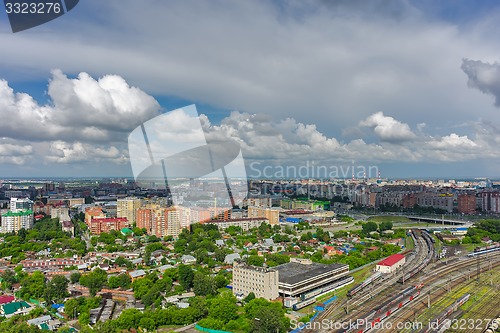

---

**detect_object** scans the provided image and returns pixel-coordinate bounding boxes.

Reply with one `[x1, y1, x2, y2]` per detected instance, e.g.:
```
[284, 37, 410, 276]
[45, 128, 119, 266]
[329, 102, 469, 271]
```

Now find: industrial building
[232, 262, 279, 301]
[274, 258, 350, 299]
[375, 253, 405, 274]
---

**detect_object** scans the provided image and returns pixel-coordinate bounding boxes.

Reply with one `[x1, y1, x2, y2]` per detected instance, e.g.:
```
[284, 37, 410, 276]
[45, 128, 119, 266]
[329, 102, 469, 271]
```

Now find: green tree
[20, 270, 45, 299]
[0, 269, 16, 290]
[132, 278, 154, 299]
[193, 273, 217, 296]
[362, 221, 378, 234]
[243, 292, 256, 303]
[208, 293, 238, 323]
[117, 308, 142, 329]
[70, 272, 81, 284]
[178, 264, 194, 290]
[64, 298, 80, 319]
[379, 221, 393, 232]
[79, 268, 107, 296]
[247, 255, 265, 267]
[44, 275, 69, 303]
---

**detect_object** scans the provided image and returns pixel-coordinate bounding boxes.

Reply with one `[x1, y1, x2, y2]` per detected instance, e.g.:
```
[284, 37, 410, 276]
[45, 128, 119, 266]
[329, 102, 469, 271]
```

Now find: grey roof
[130, 258, 143, 264]
[274, 262, 347, 285]
[224, 253, 241, 264]
[129, 269, 146, 278]
[263, 238, 274, 246]
[27, 315, 51, 326]
[158, 264, 175, 272]
[181, 255, 196, 262]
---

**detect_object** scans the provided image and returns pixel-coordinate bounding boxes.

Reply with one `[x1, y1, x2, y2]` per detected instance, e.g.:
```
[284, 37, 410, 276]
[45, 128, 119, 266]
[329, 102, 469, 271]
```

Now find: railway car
[293, 297, 316, 311]
[474, 243, 500, 253]
[347, 273, 381, 297]
[301, 288, 322, 301]
[467, 246, 500, 257]
[323, 276, 354, 293]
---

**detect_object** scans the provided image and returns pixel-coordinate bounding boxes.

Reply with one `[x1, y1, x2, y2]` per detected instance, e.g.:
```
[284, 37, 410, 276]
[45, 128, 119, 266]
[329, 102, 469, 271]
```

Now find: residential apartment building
[1, 198, 34, 233]
[1, 210, 34, 233]
[117, 197, 142, 225]
[89, 217, 129, 234]
[204, 218, 269, 231]
[10, 198, 33, 212]
[248, 206, 280, 225]
[136, 205, 189, 238]
[85, 206, 106, 227]
[457, 193, 476, 214]
[232, 263, 279, 301]
[481, 191, 500, 213]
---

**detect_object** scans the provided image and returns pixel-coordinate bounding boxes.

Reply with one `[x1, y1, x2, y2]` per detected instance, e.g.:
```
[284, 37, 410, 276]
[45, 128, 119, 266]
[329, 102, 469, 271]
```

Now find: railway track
[301, 233, 431, 332]
[300, 233, 498, 333]
[331, 253, 500, 333]
[371, 252, 500, 333]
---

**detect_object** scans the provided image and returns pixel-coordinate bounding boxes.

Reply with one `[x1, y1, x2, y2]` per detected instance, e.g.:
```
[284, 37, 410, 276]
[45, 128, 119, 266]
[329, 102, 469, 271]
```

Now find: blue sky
[0, 0, 500, 179]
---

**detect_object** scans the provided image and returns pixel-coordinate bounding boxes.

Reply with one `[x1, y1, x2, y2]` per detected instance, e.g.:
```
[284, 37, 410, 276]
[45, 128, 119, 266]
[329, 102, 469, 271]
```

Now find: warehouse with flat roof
[274, 259, 350, 298]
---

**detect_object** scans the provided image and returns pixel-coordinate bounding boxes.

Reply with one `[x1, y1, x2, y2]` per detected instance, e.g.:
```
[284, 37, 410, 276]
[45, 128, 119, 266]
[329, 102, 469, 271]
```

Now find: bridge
[403, 215, 473, 227]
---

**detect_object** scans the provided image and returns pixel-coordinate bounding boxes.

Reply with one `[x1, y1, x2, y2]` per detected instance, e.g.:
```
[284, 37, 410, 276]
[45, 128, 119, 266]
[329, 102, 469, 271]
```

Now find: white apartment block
[205, 218, 269, 231]
[232, 263, 279, 301]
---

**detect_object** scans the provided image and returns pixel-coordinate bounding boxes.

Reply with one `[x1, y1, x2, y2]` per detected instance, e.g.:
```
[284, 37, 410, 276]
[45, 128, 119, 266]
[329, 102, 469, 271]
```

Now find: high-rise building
[457, 194, 476, 214]
[248, 206, 280, 225]
[1, 198, 34, 233]
[117, 197, 142, 225]
[10, 198, 33, 212]
[136, 205, 189, 238]
[1, 210, 34, 233]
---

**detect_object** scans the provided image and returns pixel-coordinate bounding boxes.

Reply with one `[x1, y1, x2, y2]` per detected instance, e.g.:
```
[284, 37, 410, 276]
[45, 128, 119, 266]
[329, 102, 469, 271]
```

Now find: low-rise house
[181, 255, 196, 265]
[224, 253, 241, 265]
[27, 315, 51, 328]
[129, 269, 146, 282]
[1, 301, 31, 317]
[0, 295, 15, 305]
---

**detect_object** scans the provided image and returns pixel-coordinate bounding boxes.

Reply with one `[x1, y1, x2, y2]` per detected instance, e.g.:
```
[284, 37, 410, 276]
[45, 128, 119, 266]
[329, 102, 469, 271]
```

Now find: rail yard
[301, 229, 500, 333]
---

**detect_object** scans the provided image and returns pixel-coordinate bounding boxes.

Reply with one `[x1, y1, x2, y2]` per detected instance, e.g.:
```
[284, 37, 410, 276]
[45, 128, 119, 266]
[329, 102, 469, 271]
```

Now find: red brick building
[89, 217, 129, 234]
[457, 194, 476, 214]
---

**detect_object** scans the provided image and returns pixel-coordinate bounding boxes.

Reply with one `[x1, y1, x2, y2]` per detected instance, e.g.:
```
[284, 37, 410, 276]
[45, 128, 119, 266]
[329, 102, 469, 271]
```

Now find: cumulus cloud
[0, 143, 33, 156]
[0, 70, 160, 143]
[359, 112, 417, 142]
[201, 111, 490, 164]
[462, 59, 500, 107]
[46, 141, 127, 164]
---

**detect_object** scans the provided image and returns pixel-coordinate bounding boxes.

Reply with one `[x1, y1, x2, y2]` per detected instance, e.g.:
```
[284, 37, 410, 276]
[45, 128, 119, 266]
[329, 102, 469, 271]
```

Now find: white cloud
[427, 133, 477, 150]
[359, 112, 417, 142]
[0, 70, 161, 143]
[46, 141, 127, 164]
